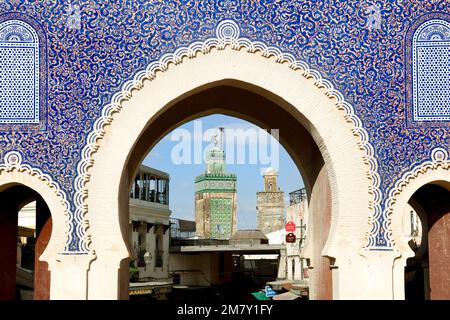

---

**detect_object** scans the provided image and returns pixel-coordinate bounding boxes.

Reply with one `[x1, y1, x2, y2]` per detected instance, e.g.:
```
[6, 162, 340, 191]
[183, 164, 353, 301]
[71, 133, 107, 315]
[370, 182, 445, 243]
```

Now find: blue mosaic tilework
[412, 19, 450, 121]
[0, 20, 39, 124]
[0, 1, 447, 252]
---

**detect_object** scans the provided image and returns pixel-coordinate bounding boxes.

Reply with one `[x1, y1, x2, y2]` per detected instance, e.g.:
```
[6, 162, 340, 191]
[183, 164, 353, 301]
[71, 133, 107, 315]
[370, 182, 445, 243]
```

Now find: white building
[128, 165, 172, 298]
[285, 188, 308, 282]
[265, 188, 309, 283]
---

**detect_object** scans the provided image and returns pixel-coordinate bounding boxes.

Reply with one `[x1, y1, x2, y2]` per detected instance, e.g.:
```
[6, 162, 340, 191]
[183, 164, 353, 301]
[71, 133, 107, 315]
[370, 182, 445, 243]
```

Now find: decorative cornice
[195, 189, 237, 194]
[74, 20, 383, 252]
[383, 147, 449, 247]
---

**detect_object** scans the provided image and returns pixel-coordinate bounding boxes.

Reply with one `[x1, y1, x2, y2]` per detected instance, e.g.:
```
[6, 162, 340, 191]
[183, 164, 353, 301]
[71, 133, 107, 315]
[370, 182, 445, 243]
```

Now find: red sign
[285, 233, 296, 243]
[285, 221, 296, 232]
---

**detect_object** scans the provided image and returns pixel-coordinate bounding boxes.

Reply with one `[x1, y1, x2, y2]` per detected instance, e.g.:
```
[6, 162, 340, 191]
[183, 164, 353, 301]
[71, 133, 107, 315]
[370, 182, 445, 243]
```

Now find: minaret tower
[256, 168, 285, 235]
[195, 128, 237, 239]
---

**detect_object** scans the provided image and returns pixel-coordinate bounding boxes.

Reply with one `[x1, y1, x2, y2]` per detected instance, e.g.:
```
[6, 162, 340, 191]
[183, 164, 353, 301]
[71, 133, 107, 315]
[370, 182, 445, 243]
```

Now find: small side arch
[0, 151, 70, 299]
[388, 148, 450, 299]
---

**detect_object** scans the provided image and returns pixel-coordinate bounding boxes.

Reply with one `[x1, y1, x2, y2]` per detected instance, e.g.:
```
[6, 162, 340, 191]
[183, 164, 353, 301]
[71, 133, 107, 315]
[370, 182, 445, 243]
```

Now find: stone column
[294, 256, 302, 280]
[277, 248, 287, 279]
[287, 257, 293, 280]
[366, 249, 402, 300]
[322, 248, 403, 300]
[47, 255, 92, 300]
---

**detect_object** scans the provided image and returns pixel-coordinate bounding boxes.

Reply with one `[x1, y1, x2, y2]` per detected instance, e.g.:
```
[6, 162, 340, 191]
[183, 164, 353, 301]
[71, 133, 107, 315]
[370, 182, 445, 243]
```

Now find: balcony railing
[170, 238, 229, 247]
[289, 188, 307, 205]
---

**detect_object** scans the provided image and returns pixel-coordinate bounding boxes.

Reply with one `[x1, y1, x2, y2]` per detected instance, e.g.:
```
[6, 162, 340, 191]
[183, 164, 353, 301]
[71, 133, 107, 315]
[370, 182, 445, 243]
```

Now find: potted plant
[129, 261, 139, 282]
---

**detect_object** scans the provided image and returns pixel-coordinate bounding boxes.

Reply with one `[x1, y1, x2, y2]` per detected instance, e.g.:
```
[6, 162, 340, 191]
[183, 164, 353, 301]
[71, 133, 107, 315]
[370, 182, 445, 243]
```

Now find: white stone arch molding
[385, 147, 450, 251]
[0, 151, 70, 266]
[76, 19, 383, 261]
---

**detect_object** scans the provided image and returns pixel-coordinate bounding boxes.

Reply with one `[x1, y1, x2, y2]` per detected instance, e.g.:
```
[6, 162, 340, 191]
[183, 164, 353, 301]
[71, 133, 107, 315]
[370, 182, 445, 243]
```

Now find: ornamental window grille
[412, 19, 450, 122]
[0, 20, 40, 124]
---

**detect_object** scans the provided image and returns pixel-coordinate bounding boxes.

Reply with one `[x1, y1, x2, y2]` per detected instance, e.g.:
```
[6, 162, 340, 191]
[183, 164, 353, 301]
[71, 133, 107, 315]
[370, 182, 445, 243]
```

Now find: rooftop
[263, 167, 278, 176]
[172, 244, 285, 254]
[138, 164, 170, 179]
[231, 230, 268, 241]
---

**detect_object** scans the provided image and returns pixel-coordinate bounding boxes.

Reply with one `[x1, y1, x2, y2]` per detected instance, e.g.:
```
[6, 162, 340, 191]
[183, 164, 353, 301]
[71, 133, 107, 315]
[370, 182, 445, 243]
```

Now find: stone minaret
[256, 168, 285, 235]
[195, 128, 237, 239]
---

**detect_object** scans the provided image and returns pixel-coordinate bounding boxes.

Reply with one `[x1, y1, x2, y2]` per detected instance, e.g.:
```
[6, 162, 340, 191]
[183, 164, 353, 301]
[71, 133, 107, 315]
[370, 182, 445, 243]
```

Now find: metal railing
[289, 188, 307, 205]
[170, 238, 229, 247]
[169, 218, 196, 240]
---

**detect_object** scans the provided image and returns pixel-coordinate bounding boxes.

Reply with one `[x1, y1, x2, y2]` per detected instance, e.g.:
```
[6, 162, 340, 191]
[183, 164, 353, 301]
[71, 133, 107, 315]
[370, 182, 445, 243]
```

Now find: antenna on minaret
[219, 127, 224, 149]
[213, 131, 218, 148]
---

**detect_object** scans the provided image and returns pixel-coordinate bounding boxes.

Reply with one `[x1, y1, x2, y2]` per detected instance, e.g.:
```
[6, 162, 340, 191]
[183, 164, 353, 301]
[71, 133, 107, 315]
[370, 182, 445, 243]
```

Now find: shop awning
[272, 291, 300, 300]
[251, 291, 270, 300]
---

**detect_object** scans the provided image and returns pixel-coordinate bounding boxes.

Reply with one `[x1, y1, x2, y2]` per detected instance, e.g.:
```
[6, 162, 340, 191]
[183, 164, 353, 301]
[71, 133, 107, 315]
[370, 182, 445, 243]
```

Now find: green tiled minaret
[195, 128, 237, 239]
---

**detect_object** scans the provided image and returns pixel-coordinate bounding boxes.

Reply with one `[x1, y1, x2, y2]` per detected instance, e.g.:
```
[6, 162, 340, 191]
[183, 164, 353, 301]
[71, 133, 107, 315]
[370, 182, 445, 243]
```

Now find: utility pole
[219, 127, 224, 149]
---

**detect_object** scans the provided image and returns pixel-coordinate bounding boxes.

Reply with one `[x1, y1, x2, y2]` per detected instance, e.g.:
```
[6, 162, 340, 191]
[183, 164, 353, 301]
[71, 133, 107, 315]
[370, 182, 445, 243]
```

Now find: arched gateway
[78, 20, 382, 300]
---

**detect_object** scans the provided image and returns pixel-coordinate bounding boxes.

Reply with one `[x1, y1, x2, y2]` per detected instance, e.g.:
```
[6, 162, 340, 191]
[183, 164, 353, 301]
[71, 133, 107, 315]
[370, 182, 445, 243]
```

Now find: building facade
[0, 1, 448, 300]
[257, 168, 285, 235]
[286, 189, 308, 283]
[168, 227, 285, 300]
[195, 129, 237, 240]
[128, 165, 172, 298]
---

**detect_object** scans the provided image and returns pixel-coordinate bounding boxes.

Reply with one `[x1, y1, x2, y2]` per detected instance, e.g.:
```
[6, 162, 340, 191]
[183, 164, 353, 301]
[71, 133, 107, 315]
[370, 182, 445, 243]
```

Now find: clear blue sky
[143, 114, 303, 230]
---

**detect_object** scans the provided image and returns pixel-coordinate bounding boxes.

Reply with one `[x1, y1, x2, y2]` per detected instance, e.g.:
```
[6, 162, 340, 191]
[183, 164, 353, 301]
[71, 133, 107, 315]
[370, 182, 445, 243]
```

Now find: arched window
[0, 20, 40, 124]
[411, 19, 450, 122]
